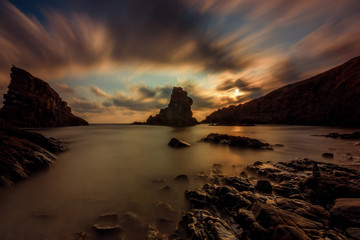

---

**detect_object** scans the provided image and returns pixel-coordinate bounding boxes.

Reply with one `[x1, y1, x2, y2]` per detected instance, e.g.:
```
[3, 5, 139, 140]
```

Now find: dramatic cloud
[1, 0, 360, 123]
[70, 97, 104, 114]
[216, 78, 262, 92]
[90, 85, 111, 98]
[55, 83, 74, 95]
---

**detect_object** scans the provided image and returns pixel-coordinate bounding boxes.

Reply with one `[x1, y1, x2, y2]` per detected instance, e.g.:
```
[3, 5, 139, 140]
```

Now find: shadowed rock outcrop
[146, 87, 198, 127]
[203, 56, 360, 127]
[0, 119, 65, 186]
[0, 66, 88, 127]
[175, 159, 360, 239]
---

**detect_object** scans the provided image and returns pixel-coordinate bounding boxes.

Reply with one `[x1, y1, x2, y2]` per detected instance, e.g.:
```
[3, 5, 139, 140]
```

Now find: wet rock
[346, 227, 360, 239]
[178, 210, 238, 240]
[331, 198, 360, 226]
[212, 163, 222, 174]
[255, 180, 273, 193]
[148, 224, 167, 240]
[174, 174, 189, 182]
[0, 119, 66, 186]
[322, 153, 334, 159]
[224, 177, 255, 192]
[93, 212, 120, 232]
[271, 225, 310, 240]
[201, 133, 272, 150]
[312, 163, 321, 178]
[0, 66, 88, 127]
[168, 138, 191, 148]
[325, 132, 360, 140]
[160, 185, 173, 192]
[146, 87, 198, 127]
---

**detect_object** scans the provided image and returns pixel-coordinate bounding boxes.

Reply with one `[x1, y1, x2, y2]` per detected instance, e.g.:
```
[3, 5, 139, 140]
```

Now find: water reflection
[0, 124, 359, 239]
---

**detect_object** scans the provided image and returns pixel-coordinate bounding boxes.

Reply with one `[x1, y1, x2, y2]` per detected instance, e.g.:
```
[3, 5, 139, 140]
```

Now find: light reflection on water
[0, 124, 359, 239]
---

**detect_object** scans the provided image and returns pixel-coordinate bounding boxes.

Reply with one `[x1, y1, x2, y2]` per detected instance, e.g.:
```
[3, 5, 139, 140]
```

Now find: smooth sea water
[0, 124, 359, 239]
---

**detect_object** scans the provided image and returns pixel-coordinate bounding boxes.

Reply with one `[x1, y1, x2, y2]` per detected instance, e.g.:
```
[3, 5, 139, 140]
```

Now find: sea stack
[0, 66, 88, 127]
[147, 87, 198, 127]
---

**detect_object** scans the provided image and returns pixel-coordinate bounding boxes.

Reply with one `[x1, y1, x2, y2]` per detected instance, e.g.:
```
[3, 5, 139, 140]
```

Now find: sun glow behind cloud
[1, 0, 360, 123]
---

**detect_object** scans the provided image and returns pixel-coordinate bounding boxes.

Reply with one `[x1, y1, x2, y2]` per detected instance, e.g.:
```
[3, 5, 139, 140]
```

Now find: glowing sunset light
[0, 0, 360, 123]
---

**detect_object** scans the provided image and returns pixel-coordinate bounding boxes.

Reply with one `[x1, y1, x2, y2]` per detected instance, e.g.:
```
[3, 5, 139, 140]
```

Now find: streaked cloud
[0, 0, 360, 123]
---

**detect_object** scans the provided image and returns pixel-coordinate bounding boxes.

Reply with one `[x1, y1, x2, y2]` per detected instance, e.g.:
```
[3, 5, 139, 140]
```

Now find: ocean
[0, 124, 359, 239]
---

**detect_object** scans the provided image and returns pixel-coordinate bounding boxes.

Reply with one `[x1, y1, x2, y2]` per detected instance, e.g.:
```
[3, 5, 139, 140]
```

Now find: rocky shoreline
[0, 119, 66, 186]
[171, 159, 360, 240]
[66, 158, 360, 240]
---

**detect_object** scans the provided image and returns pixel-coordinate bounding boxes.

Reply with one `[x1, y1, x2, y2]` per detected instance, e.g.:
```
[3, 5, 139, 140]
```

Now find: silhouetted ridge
[203, 56, 360, 127]
[0, 67, 88, 127]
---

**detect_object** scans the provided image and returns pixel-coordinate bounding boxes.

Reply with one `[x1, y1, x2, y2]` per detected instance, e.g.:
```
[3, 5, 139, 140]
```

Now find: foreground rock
[176, 159, 360, 239]
[0, 119, 65, 186]
[323, 132, 360, 140]
[168, 138, 191, 148]
[0, 66, 88, 127]
[146, 87, 198, 127]
[93, 212, 120, 232]
[201, 133, 272, 150]
[203, 55, 360, 127]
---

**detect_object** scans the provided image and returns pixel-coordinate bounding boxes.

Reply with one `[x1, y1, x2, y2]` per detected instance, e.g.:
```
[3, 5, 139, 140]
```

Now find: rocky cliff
[203, 56, 360, 127]
[0, 67, 88, 127]
[147, 87, 198, 127]
[0, 119, 65, 186]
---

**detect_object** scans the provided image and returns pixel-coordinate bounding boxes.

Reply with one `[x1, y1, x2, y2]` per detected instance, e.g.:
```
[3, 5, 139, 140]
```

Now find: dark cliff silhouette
[203, 56, 360, 127]
[147, 87, 198, 127]
[0, 67, 88, 127]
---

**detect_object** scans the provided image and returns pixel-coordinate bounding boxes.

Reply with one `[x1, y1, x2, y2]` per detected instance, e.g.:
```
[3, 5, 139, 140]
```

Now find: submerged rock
[0, 66, 88, 127]
[174, 174, 189, 182]
[146, 87, 198, 127]
[322, 152, 334, 159]
[324, 132, 360, 140]
[93, 212, 120, 232]
[168, 138, 191, 148]
[201, 133, 272, 150]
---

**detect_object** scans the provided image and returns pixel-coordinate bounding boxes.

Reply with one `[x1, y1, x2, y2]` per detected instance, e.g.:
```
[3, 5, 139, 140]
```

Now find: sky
[1, 0, 360, 123]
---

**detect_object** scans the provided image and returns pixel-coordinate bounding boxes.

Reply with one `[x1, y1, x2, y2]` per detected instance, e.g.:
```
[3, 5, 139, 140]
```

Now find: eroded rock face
[146, 87, 198, 127]
[0, 119, 65, 186]
[176, 159, 360, 239]
[0, 67, 88, 127]
[203, 56, 360, 127]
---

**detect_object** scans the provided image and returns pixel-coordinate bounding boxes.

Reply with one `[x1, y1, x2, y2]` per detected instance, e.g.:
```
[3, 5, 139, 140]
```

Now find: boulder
[255, 180, 273, 193]
[201, 133, 272, 150]
[93, 212, 120, 232]
[168, 138, 190, 148]
[331, 198, 360, 226]
[322, 153, 334, 159]
[146, 87, 198, 127]
[174, 174, 189, 182]
[0, 66, 88, 127]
